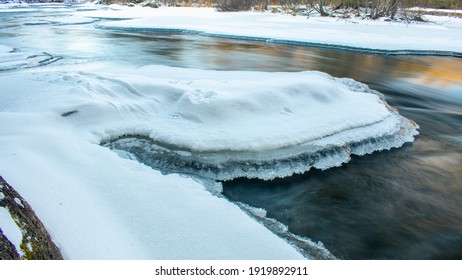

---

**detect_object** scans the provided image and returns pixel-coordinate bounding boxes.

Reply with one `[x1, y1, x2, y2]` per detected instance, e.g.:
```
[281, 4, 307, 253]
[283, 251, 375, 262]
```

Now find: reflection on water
[224, 136, 462, 259]
[1, 5, 462, 259]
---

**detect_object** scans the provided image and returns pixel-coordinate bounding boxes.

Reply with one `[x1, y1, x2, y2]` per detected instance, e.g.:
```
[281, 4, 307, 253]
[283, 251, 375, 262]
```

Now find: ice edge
[95, 24, 462, 58]
[236, 202, 337, 260]
[102, 115, 419, 181]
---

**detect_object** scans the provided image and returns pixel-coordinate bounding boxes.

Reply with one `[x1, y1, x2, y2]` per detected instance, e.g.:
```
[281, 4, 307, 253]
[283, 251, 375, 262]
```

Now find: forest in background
[11, 0, 462, 9]
[97, 0, 462, 10]
[95, 0, 462, 21]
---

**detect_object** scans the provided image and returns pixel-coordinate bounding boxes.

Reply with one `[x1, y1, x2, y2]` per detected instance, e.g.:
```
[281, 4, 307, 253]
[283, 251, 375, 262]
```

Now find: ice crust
[105, 114, 417, 181]
[93, 66, 419, 180]
[236, 202, 336, 260]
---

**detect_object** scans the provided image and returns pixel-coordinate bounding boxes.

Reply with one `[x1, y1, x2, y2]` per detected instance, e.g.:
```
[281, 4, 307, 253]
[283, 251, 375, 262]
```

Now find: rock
[0, 176, 63, 260]
[0, 229, 20, 260]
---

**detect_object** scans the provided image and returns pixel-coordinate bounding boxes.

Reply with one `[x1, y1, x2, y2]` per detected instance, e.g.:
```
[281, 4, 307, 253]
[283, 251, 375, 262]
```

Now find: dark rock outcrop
[0, 176, 63, 260]
[0, 229, 20, 260]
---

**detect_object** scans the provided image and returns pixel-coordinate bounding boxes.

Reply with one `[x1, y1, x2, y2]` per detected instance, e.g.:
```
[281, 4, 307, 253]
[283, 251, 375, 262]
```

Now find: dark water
[1, 4, 461, 259]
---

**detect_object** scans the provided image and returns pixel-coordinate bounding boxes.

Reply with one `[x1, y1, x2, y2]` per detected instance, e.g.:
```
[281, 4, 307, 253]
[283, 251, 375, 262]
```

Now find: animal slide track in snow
[98, 67, 419, 181]
[0, 45, 62, 71]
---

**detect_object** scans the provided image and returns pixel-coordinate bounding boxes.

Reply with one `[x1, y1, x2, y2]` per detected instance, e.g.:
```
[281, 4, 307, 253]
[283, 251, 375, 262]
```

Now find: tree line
[83, 0, 462, 16]
[15, 0, 462, 9]
[213, 0, 462, 14]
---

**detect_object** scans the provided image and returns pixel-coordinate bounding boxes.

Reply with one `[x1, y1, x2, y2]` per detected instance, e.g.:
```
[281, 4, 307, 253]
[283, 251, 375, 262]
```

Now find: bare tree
[216, 0, 254, 11]
[308, 0, 331, 16]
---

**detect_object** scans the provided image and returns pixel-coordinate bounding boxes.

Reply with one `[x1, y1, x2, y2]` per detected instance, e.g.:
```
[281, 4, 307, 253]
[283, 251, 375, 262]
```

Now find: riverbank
[76, 4, 462, 55]
[1, 3, 461, 54]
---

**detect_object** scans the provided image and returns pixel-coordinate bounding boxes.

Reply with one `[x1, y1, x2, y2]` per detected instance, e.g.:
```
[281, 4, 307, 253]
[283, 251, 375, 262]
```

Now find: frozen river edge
[96, 25, 462, 58]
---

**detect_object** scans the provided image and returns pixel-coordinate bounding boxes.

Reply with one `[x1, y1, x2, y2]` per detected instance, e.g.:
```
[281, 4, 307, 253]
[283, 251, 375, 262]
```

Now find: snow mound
[98, 66, 418, 180]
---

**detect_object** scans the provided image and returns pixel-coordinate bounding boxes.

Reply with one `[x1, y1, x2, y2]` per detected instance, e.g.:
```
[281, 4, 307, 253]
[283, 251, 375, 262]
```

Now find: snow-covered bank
[101, 66, 418, 180]
[2, 3, 461, 55]
[408, 7, 462, 15]
[81, 6, 462, 56]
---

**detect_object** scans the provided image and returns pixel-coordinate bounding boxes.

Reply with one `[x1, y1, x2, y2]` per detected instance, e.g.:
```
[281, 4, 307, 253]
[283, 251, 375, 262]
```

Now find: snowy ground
[408, 7, 462, 15]
[78, 5, 462, 55]
[0, 3, 451, 259]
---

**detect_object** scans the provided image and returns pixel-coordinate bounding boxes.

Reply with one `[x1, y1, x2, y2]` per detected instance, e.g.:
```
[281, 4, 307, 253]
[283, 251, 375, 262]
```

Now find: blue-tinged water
[1, 4, 461, 259]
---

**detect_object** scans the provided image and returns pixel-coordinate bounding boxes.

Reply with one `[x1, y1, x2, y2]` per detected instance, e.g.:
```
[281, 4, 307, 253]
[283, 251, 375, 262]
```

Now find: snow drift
[98, 66, 419, 180]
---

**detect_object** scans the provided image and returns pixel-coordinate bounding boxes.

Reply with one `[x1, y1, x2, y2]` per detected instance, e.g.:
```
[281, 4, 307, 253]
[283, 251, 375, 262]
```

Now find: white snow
[94, 67, 393, 152]
[84, 6, 462, 54]
[97, 66, 418, 180]
[0, 192, 5, 200]
[0, 206, 24, 256]
[0, 3, 433, 260]
[14, 197, 24, 207]
[26, 241, 32, 251]
[408, 7, 462, 14]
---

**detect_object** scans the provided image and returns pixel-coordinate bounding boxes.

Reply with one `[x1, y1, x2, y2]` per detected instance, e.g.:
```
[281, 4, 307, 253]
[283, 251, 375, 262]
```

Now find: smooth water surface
[1, 4, 461, 259]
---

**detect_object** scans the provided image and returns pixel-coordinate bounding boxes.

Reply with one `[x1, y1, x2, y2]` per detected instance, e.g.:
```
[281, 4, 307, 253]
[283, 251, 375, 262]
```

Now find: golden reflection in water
[395, 57, 462, 88]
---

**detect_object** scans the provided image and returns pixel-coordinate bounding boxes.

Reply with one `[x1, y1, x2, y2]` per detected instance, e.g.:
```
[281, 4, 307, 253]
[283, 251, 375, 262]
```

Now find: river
[1, 3, 461, 259]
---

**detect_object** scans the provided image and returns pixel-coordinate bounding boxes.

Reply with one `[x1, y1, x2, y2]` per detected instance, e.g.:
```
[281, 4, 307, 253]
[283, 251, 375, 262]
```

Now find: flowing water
[1, 3, 461, 259]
